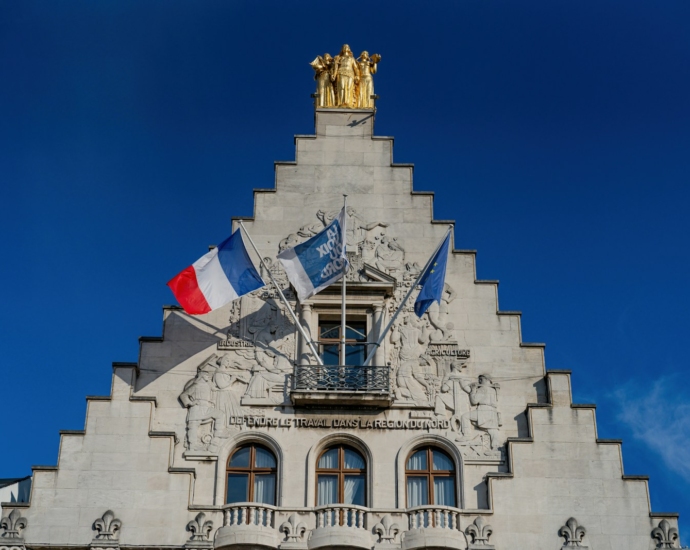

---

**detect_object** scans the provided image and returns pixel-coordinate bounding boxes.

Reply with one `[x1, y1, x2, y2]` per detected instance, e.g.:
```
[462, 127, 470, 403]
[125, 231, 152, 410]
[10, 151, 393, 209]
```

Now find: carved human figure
[417, 353, 444, 413]
[427, 283, 458, 342]
[179, 365, 231, 450]
[246, 348, 291, 401]
[214, 355, 250, 418]
[456, 375, 501, 449]
[375, 234, 405, 275]
[347, 208, 389, 251]
[437, 360, 467, 416]
[310, 53, 335, 108]
[245, 302, 294, 402]
[355, 51, 379, 109]
[332, 44, 360, 108]
[391, 314, 431, 404]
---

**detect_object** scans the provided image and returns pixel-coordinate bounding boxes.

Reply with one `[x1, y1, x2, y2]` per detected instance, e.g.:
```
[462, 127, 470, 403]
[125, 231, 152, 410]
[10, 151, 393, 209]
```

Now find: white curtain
[432, 450, 454, 471]
[317, 475, 338, 505]
[344, 449, 365, 470]
[407, 450, 427, 471]
[255, 447, 276, 468]
[433, 477, 455, 507]
[318, 449, 339, 469]
[253, 474, 276, 506]
[344, 475, 365, 505]
[406, 476, 428, 507]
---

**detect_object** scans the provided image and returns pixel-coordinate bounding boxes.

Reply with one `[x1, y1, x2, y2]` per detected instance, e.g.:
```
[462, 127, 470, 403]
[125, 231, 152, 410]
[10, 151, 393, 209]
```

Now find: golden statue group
[310, 44, 381, 109]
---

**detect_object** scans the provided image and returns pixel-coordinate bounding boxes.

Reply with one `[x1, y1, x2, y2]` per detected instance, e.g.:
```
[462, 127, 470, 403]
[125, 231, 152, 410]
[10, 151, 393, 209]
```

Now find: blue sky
[1, 0, 689, 533]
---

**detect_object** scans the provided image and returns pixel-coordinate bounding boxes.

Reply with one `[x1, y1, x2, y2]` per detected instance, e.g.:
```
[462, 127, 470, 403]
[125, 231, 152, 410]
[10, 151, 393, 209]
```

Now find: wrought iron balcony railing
[293, 365, 390, 394]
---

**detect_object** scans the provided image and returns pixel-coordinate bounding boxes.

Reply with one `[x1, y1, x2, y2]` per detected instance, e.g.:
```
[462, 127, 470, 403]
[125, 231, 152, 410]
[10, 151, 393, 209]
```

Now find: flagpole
[340, 195, 348, 367]
[238, 221, 324, 366]
[362, 225, 453, 367]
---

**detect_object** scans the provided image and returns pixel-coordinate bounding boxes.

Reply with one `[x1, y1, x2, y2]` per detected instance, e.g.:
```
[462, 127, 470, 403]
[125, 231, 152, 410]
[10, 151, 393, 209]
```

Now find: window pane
[344, 448, 365, 470]
[345, 343, 366, 365]
[322, 344, 340, 366]
[254, 474, 276, 505]
[227, 473, 249, 503]
[407, 450, 427, 471]
[345, 323, 367, 341]
[344, 475, 365, 505]
[317, 474, 338, 505]
[318, 448, 339, 469]
[255, 447, 276, 468]
[432, 449, 454, 471]
[407, 476, 428, 507]
[320, 322, 339, 339]
[229, 447, 250, 468]
[433, 477, 455, 507]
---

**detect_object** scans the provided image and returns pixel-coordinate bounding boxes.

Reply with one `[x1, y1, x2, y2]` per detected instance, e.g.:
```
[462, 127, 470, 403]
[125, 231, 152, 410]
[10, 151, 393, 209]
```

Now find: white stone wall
[3, 109, 679, 550]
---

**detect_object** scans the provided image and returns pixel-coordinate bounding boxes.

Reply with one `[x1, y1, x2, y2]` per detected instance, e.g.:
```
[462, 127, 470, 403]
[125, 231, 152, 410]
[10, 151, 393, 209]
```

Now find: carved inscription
[227, 415, 452, 430]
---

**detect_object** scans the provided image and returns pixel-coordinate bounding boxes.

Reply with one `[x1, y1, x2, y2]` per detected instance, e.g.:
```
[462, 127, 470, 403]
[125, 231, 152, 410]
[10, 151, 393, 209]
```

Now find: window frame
[405, 446, 456, 508]
[225, 443, 278, 504]
[317, 315, 369, 366]
[315, 444, 367, 506]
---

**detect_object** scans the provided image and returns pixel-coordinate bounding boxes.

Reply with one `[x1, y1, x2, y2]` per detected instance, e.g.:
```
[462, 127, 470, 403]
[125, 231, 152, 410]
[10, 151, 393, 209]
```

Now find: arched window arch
[226, 443, 277, 505]
[406, 446, 456, 507]
[316, 444, 366, 506]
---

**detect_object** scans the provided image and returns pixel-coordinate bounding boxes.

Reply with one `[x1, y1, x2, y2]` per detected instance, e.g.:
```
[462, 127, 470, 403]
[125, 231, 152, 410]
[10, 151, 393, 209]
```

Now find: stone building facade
[1, 108, 681, 550]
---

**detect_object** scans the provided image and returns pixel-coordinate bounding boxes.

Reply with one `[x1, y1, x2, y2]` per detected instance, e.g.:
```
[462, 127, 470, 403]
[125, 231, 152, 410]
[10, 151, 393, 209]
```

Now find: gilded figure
[309, 53, 335, 108]
[332, 44, 360, 108]
[356, 51, 380, 109]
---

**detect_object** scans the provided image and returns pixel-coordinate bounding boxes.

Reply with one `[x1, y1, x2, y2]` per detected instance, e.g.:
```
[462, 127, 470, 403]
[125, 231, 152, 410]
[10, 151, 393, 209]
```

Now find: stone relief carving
[185, 513, 213, 547]
[91, 510, 121, 550]
[181, 285, 299, 454]
[465, 516, 494, 549]
[652, 519, 679, 549]
[220, 294, 297, 403]
[455, 375, 502, 451]
[269, 209, 507, 462]
[280, 514, 308, 543]
[390, 314, 432, 406]
[558, 517, 587, 548]
[373, 515, 400, 543]
[0, 510, 27, 541]
[426, 283, 457, 343]
[179, 356, 240, 452]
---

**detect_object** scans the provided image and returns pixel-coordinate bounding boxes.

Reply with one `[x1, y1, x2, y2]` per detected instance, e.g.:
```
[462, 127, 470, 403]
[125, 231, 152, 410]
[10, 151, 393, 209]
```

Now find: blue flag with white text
[277, 208, 349, 302]
[414, 233, 451, 317]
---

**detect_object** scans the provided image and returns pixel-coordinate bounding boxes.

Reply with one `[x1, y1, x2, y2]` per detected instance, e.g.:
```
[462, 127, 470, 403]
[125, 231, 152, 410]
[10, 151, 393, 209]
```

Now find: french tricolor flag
[167, 230, 265, 315]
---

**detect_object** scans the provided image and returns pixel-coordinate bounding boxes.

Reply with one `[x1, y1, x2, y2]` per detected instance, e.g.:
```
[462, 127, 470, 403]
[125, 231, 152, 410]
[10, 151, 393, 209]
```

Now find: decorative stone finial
[0, 509, 27, 540]
[93, 510, 122, 542]
[558, 517, 587, 548]
[465, 516, 494, 549]
[373, 514, 400, 543]
[652, 519, 679, 548]
[184, 513, 214, 549]
[279, 513, 307, 543]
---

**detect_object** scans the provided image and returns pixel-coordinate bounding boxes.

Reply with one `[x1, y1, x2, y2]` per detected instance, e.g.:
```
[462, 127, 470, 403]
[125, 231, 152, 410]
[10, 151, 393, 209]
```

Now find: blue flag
[277, 208, 349, 301]
[414, 233, 451, 317]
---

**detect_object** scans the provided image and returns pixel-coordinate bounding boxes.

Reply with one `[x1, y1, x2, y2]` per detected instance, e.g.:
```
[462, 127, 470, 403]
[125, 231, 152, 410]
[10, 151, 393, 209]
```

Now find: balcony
[291, 365, 391, 407]
[308, 505, 371, 550]
[214, 504, 473, 550]
[401, 506, 466, 550]
[215, 503, 280, 550]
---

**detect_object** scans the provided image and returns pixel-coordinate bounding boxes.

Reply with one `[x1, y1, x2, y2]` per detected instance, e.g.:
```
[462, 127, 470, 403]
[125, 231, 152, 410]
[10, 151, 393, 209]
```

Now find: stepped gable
[2, 106, 680, 550]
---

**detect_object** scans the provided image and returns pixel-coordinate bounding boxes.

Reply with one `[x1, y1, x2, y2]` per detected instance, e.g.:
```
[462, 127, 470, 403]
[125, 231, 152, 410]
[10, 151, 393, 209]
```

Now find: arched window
[316, 445, 366, 506]
[226, 444, 277, 505]
[406, 446, 456, 507]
